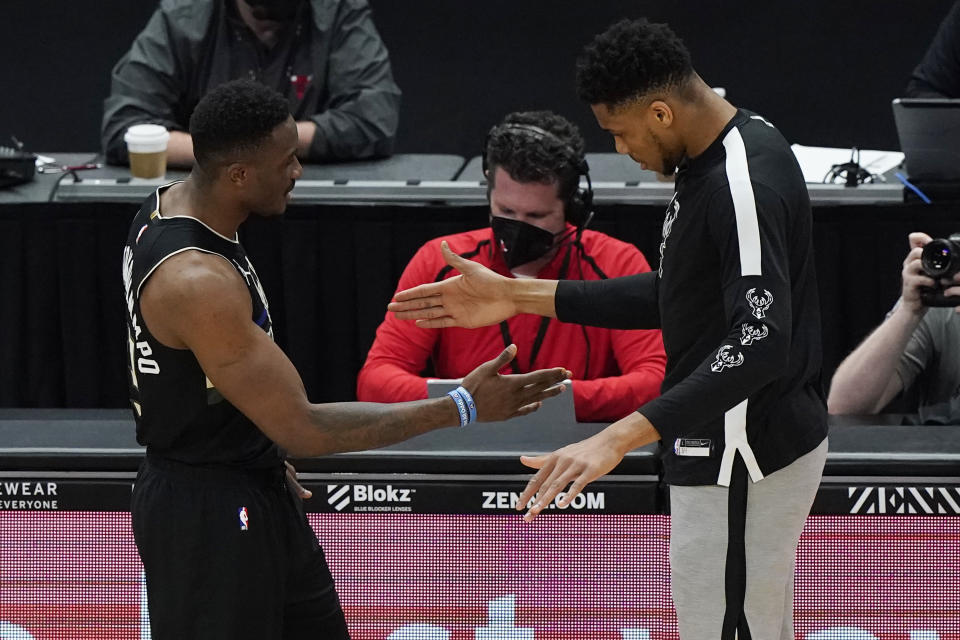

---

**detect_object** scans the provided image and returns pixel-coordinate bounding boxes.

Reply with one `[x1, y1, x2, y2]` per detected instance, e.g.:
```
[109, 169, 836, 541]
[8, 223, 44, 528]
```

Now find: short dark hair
[576, 18, 693, 108]
[484, 110, 585, 206]
[189, 79, 290, 168]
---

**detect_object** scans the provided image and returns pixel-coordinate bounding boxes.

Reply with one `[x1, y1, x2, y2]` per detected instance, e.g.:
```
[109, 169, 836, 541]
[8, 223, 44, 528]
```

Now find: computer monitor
[892, 98, 960, 182]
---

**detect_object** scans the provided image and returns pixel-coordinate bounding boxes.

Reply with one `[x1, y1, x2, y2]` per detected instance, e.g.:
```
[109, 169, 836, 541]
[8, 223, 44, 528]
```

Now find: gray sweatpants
[669, 438, 828, 640]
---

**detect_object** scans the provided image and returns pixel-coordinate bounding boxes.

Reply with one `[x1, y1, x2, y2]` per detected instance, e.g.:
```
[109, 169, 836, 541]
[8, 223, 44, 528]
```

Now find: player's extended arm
[390, 241, 558, 328]
[140, 251, 569, 457]
[390, 241, 658, 329]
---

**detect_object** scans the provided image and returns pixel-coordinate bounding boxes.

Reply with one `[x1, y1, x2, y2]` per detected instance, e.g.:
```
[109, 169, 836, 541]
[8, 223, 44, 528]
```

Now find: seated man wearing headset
[358, 111, 666, 423]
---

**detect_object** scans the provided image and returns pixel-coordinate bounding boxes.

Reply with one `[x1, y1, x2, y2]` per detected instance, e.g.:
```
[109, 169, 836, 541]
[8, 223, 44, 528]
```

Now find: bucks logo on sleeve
[746, 288, 773, 319]
[712, 286, 774, 372]
[711, 345, 745, 372]
[739, 322, 768, 346]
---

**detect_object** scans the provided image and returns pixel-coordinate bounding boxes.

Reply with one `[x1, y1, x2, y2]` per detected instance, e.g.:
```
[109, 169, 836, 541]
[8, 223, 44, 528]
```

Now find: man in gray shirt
[828, 232, 960, 424]
[102, 0, 401, 166]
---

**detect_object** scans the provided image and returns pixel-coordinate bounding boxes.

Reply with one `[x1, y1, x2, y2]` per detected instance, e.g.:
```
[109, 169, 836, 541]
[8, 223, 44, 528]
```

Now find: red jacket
[357, 226, 666, 422]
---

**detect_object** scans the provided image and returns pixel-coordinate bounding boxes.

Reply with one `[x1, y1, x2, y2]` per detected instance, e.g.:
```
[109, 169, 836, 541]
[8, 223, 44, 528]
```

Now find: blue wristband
[447, 389, 469, 427]
[454, 386, 477, 424]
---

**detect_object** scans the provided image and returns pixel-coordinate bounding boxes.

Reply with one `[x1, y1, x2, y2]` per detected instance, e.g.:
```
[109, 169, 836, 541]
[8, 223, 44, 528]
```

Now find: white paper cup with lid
[124, 124, 170, 178]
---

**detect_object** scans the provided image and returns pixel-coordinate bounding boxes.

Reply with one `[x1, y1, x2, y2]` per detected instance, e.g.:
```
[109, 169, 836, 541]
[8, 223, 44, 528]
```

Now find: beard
[650, 128, 681, 176]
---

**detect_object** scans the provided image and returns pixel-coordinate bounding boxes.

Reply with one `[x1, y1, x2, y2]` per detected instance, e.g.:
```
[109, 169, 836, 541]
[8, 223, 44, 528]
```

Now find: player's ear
[649, 100, 674, 128]
[226, 163, 247, 186]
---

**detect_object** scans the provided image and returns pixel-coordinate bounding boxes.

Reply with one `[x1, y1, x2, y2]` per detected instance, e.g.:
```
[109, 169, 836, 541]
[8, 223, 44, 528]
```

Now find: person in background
[906, 1, 960, 98]
[102, 0, 400, 166]
[358, 110, 665, 423]
[828, 232, 960, 424]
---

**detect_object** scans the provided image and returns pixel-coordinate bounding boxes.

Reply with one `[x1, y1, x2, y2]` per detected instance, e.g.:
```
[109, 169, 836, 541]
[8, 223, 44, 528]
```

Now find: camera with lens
[920, 233, 960, 306]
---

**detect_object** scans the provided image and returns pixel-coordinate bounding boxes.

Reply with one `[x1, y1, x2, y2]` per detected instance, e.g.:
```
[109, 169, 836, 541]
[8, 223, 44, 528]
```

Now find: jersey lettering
[123, 246, 161, 381]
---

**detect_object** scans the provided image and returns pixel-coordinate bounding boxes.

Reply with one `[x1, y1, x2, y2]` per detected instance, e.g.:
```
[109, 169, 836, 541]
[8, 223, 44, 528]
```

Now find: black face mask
[244, 0, 300, 21]
[491, 216, 563, 270]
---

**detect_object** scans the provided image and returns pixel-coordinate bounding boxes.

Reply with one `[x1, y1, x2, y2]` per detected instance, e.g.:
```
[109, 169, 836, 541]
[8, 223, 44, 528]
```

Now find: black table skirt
[0, 199, 954, 408]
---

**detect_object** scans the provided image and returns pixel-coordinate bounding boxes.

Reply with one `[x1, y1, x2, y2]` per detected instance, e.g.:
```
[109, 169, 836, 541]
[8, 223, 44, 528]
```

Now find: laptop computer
[427, 378, 577, 426]
[892, 98, 960, 182]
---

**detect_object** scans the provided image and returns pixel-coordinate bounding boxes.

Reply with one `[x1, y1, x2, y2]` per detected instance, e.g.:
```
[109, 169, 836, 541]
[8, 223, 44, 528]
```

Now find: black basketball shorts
[132, 455, 350, 640]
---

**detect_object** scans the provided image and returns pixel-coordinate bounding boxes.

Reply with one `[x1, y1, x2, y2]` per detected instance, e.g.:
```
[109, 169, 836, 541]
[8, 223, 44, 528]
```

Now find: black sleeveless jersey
[122, 183, 281, 468]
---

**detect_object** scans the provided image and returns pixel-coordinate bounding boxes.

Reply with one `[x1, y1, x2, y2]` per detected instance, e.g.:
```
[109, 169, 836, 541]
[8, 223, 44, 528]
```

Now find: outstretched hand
[462, 344, 571, 422]
[515, 435, 625, 522]
[514, 413, 661, 521]
[388, 241, 519, 328]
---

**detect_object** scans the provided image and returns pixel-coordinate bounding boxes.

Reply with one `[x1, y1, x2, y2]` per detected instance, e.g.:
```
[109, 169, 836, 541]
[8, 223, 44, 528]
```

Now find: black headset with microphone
[480, 122, 603, 377]
[481, 123, 595, 229]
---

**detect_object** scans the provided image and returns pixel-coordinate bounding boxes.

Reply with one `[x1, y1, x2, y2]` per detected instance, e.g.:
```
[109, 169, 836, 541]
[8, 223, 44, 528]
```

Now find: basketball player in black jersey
[390, 19, 827, 640]
[122, 79, 569, 639]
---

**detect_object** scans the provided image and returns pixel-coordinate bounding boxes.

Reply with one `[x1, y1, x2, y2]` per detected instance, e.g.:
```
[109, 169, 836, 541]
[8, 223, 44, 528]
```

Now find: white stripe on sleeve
[722, 128, 762, 277]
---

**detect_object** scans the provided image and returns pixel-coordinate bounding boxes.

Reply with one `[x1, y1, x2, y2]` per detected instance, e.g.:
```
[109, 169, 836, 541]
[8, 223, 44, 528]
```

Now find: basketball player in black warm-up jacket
[122, 79, 568, 640]
[390, 19, 828, 640]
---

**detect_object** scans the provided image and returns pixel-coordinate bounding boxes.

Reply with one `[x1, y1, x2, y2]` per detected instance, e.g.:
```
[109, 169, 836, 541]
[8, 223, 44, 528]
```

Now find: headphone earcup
[567, 186, 593, 229]
[580, 187, 593, 223]
[566, 192, 586, 227]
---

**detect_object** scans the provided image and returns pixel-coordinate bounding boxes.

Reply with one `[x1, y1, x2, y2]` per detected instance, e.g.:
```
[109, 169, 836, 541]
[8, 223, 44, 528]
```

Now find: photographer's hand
[945, 272, 960, 314]
[902, 232, 935, 315]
